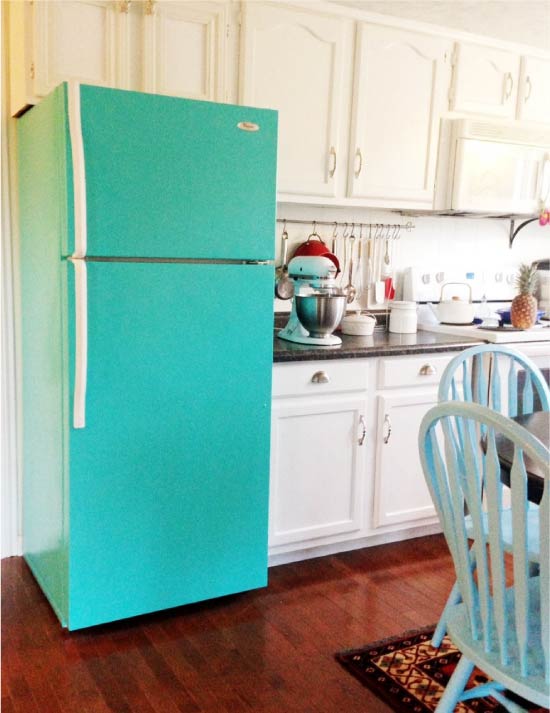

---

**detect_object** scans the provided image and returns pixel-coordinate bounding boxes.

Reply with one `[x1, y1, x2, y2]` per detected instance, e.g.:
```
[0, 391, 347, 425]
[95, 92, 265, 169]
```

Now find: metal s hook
[331, 221, 338, 253]
[307, 220, 323, 242]
[342, 222, 350, 238]
[392, 224, 401, 240]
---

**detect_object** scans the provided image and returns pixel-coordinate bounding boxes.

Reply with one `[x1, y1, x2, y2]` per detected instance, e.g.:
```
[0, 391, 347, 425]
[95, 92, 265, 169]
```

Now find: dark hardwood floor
[2, 534, 455, 713]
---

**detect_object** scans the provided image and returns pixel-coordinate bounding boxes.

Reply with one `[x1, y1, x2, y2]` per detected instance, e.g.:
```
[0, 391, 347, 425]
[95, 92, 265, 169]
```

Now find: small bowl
[295, 293, 346, 338]
[341, 312, 377, 336]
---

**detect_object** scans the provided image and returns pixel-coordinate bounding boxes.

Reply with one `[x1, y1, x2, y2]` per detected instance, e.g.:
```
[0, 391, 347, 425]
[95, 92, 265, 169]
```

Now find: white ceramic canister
[389, 301, 418, 334]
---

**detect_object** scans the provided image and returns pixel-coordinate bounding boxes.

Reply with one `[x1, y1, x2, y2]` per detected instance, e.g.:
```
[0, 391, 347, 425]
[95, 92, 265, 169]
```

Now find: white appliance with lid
[435, 119, 550, 215]
[403, 266, 550, 344]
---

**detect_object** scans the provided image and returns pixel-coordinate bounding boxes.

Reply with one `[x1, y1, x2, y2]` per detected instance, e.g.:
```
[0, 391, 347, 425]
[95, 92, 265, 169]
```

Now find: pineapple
[510, 263, 538, 329]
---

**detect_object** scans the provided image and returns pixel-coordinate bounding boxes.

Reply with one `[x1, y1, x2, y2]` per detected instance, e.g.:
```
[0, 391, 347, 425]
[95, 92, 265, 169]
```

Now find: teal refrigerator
[18, 83, 277, 630]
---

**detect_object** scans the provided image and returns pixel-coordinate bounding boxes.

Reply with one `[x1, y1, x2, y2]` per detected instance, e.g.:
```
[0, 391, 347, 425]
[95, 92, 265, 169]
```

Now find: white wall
[2, 2, 23, 558]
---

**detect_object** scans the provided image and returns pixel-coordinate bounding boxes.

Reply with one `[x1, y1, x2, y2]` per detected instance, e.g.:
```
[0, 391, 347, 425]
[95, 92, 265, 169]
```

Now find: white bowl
[341, 312, 376, 336]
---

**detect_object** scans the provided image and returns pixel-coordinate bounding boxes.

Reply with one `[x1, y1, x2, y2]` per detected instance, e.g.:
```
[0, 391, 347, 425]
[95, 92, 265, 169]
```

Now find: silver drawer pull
[358, 415, 366, 446]
[311, 370, 330, 384]
[419, 364, 437, 376]
[383, 414, 392, 444]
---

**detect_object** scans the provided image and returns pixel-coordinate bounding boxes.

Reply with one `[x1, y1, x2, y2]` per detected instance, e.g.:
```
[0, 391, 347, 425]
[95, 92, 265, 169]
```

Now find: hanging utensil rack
[276, 218, 415, 232]
[275, 218, 414, 313]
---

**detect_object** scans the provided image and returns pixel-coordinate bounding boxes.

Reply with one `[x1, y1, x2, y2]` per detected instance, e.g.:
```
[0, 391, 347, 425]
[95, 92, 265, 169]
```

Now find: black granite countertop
[273, 328, 483, 363]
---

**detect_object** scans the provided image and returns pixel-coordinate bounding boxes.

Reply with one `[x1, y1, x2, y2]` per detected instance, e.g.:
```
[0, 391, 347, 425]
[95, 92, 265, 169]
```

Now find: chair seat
[465, 505, 540, 563]
[447, 576, 549, 708]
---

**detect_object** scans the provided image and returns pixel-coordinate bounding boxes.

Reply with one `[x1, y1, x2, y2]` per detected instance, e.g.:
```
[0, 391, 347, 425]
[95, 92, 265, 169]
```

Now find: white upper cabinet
[450, 42, 521, 119]
[349, 24, 452, 206]
[142, 1, 228, 102]
[33, 0, 120, 96]
[517, 55, 550, 124]
[240, 3, 354, 199]
[8, 0, 230, 116]
[9, 0, 123, 114]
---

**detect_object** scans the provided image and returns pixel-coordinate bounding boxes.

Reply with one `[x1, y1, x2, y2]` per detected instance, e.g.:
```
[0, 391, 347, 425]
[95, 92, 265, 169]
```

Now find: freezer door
[70, 84, 277, 260]
[66, 261, 273, 629]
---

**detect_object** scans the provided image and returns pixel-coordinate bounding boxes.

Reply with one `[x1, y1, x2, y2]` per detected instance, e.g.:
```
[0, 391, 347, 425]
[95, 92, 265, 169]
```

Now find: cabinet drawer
[273, 359, 368, 397]
[378, 353, 462, 389]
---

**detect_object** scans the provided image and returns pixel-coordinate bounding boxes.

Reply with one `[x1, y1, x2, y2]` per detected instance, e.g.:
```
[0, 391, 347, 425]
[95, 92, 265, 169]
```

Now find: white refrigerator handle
[68, 258, 88, 429]
[68, 80, 87, 258]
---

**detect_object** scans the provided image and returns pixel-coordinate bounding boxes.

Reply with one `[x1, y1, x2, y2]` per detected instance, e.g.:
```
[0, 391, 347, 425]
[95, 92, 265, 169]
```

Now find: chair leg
[431, 580, 462, 648]
[435, 655, 474, 713]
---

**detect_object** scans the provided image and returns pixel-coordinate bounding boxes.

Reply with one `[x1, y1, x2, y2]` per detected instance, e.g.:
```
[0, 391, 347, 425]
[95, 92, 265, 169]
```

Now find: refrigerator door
[66, 260, 273, 630]
[67, 84, 277, 260]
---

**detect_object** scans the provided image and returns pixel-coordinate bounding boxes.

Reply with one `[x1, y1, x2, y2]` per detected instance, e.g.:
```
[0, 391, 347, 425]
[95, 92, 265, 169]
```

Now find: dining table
[496, 410, 549, 505]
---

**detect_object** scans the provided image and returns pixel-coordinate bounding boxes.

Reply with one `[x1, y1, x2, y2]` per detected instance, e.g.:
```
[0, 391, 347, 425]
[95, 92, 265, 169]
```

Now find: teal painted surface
[74, 85, 277, 260]
[67, 261, 273, 629]
[438, 344, 550, 416]
[431, 344, 549, 649]
[419, 402, 549, 709]
[18, 83, 276, 629]
[17, 85, 71, 625]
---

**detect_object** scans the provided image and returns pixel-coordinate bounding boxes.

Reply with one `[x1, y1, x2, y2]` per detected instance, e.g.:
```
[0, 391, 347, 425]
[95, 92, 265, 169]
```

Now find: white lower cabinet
[269, 354, 446, 562]
[269, 360, 369, 553]
[372, 391, 438, 528]
[269, 395, 367, 547]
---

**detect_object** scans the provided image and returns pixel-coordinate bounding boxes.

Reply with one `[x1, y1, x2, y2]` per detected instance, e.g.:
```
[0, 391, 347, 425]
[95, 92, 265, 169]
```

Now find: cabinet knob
[504, 72, 514, 100]
[358, 415, 366, 446]
[354, 148, 363, 178]
[311, 370, 330, 384]
[524, 75, 532, 102]
[383, 414, 392, 444]
[328, 146, 337, 178]
[419, 364, 437, 376]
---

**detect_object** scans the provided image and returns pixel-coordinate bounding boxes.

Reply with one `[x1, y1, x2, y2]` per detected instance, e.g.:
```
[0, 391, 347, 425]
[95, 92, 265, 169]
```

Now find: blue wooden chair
[438, 344, 550, 418]
[431, 344, 550, 648]
[419, 401, 549, 712]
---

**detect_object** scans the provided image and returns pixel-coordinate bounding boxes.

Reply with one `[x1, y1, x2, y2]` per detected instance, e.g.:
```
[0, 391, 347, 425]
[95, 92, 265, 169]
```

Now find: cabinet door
[373, 392, 438, 528]
[349, 24, 451, 206]
[142, 1, 227, 101]
[269, 396, 367, 547]
[33, 1, 122, 96]
[240, 4, 353, 199]
[450, 42, 520, 119]
[517, 55, 550, 124]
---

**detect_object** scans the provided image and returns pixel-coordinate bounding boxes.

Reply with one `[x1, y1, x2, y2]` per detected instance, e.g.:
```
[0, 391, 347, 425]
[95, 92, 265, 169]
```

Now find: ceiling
[332, 0, 550, 50]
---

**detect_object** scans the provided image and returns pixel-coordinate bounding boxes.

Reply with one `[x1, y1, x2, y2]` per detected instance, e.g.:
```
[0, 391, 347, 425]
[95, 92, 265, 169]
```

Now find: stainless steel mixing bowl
[295, 293, 347, 338]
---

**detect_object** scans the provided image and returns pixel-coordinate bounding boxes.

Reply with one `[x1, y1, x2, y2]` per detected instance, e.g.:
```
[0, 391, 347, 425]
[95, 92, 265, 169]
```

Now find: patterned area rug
[336, 626, 549, 713]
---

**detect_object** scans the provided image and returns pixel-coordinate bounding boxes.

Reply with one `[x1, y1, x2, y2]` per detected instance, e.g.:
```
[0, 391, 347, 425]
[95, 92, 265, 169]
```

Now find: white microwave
[435, 119, 550, 215]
